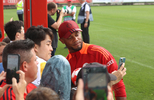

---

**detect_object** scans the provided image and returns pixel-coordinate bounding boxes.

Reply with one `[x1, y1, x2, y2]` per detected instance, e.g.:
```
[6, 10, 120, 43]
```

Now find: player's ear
[15, 32, 20, 40]
[51, 9, 54, 13]
[34, 44, 39, 53]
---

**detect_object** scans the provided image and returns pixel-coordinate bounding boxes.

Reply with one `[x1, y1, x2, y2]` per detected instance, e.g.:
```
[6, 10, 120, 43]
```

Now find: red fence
[3, 0, 92, 6]
[0, 0, 4, 41]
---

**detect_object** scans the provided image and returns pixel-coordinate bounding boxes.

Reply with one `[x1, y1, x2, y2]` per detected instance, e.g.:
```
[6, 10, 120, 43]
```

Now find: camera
[57, 9, 72, 14]
[56, 9, 61, 14]
[64, 8, 72, 14]
[82, 63, 108, 100]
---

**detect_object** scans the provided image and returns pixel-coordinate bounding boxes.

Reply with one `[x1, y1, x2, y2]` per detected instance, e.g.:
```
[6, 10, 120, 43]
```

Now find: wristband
[85, 22, 88, 23]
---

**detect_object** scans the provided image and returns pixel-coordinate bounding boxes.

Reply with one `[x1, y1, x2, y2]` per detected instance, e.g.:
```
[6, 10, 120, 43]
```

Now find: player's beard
[71, 42, 83, 52]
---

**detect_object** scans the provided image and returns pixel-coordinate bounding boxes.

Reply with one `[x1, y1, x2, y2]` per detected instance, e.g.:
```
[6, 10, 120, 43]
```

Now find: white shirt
[32, 56, 46, 86]
[62, 5, 76, 20]
[81, 2, 90, 18]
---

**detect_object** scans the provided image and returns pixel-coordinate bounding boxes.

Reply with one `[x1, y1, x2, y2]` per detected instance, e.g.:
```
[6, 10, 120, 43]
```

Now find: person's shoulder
[66, 53, 72, 60]
[48, 14, 51, 18]
[27, 83, 37, 88]
[48, 14, 53, 18]
[88, 44, 106, 51]
[85, 2, 90, 7]
[36, 57, 46, 69]
[48, 15, 54, 21]
[26, 83, 37, 93]
[37, 57, 46, 63]
[87, 44, 110, 56]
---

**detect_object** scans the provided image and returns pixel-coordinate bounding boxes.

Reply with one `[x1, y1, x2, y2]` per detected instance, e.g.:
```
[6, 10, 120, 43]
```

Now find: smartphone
[6, 54, 20, 84]
[118, 57, 126, 69]
[82, 66, 108, 100]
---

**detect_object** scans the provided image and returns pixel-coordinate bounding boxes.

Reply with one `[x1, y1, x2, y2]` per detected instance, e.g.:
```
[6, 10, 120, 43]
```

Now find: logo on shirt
[107, 59, 114, 67]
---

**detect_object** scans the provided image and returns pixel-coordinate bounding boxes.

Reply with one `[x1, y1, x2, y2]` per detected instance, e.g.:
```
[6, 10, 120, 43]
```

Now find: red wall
[0, 0, 4, 41]
[24, 0, 48, 32]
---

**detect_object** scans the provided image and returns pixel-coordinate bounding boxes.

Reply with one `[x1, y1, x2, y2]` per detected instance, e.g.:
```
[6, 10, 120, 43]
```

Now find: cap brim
[63, 29, 82, 39]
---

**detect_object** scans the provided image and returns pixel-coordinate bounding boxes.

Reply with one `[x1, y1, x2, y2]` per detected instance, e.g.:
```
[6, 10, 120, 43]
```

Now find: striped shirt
[0, 80, 36, 100]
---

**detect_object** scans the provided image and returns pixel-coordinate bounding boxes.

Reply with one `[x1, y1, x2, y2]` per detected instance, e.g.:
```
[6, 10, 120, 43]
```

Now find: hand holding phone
[118, 57, 126, 69]
[12, 70, 27, 99]
[6, 54, 20, 84]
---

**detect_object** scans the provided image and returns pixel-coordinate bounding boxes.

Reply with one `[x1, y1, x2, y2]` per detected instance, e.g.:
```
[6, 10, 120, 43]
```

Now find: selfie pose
[58, 20, 127, 100]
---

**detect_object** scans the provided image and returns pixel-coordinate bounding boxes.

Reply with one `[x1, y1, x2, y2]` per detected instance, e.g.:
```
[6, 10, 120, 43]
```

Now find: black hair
[47, 2, 56, 11]
[26, 87, 60, 100]
[25, 26, 53, 46]
[4, 21, 24, 41]
[2, 37, 10, 44]
[2, 39, 35, 71]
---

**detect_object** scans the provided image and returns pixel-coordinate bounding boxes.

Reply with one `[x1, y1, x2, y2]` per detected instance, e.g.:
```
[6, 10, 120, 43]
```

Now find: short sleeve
[72, 6, 76, 13]
[48, 14, 56, 28]
[85, 4, 90, 12]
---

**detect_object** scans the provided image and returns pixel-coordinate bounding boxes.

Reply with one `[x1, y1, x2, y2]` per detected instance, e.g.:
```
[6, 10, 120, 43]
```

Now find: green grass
[3, 5, 154, 100]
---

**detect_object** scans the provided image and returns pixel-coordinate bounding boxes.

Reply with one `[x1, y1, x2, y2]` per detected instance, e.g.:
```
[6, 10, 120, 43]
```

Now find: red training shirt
[66, 42, 126, 97]
[0, 80, 37, 100]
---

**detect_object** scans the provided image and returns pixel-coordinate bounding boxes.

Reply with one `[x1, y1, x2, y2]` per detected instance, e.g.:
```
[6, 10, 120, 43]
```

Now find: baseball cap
[72, 62, 117, 86]
[58, 20, 82, 39]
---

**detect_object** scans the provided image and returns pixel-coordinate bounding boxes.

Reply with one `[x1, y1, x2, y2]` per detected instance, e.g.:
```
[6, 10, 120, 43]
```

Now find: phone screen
[83, 67, 108, 100]
[6, 54, 20, 84]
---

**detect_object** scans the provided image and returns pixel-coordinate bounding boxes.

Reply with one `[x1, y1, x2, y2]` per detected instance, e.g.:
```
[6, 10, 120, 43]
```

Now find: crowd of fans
[0, 1, 127, 100]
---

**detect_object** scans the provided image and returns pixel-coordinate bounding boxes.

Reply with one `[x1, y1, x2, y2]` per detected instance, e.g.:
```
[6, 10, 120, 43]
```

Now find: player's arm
[93, 46, 127, 99]
[113, 79, 126, 100]
[108, 60, 127, 99]
[109, 63, 126, 86]
[99, 49, 127, 99]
